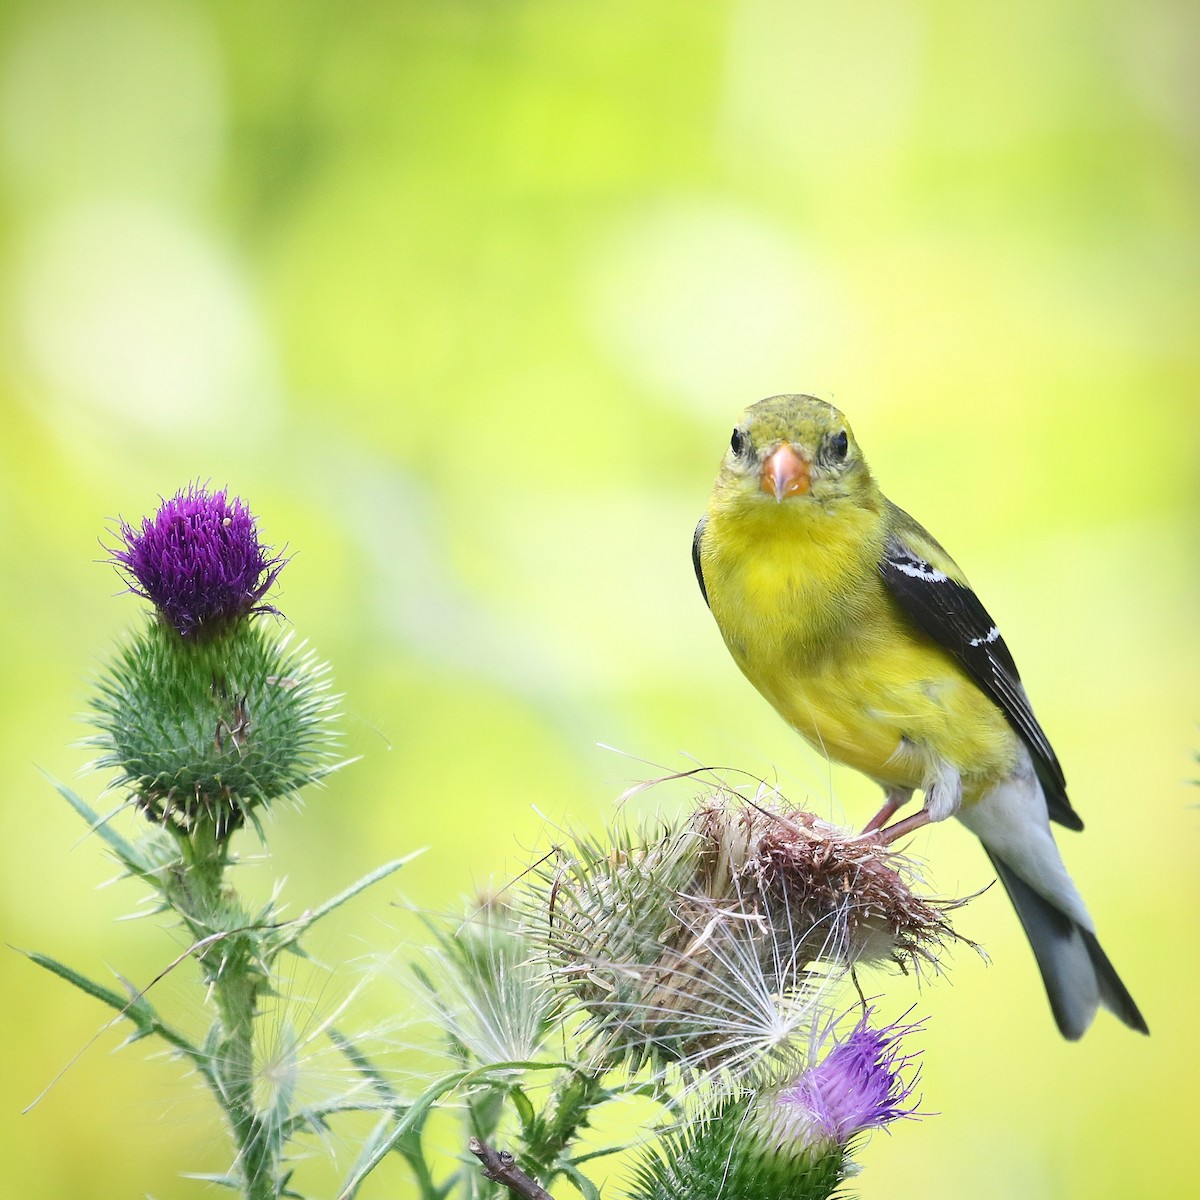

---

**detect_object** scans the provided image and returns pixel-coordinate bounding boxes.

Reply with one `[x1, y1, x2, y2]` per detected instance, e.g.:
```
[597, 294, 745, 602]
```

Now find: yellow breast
[700, 500, 1017, 799]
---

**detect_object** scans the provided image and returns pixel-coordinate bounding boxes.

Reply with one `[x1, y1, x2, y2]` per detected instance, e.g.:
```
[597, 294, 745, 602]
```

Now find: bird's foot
[855, 765, 957, 845]
[861, 787, 914, 834]
[851, 808, 932, 846]
[872, 807, 933, 846]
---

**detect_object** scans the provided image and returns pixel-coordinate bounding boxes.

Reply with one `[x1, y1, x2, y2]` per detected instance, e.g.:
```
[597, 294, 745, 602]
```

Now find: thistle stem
[161, 816, 280, 1200]
[519, 1069, 606, 1181]
[213, 972, 275, 1200]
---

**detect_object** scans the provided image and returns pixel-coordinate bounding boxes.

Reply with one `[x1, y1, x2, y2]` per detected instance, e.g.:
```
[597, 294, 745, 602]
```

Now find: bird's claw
[852, 808, 933, 847]
[861, 787, 914, 835]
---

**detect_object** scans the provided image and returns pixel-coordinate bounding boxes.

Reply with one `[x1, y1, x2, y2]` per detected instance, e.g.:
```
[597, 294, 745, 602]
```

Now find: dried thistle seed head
[692, 797, 959, 973]
[531, 824, 696, 1071]
[528, 788, 960, 1082]
[412, 896, 557, 1068]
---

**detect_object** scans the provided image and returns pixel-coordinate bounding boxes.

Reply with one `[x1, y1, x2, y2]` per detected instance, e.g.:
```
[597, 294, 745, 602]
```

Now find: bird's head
[714, 394, 877, 513]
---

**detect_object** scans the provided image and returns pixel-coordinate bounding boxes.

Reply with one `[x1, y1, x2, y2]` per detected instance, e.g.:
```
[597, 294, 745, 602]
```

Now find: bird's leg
[862, 786, 913, 834]
[923, 760, 962, 823]
[867, 762, 961, 846]
[875, 807, 933, 846]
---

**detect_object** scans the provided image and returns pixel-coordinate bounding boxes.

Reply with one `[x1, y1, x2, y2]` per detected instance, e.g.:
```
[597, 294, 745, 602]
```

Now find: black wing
[878, 528, 1082, 831]
[692, 515, 709, 607]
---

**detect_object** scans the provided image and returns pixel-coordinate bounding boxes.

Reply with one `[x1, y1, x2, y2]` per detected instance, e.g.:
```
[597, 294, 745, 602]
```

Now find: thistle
[529, 787, 958, 1085]
[627, 1011, 921, 1200]
[767, 1011, 920, 1151]
[412, 895, 558, 1070]
[374, 786, 956, 1200]
[90, 484, 339, 838]
[30, 484, 406, 1200]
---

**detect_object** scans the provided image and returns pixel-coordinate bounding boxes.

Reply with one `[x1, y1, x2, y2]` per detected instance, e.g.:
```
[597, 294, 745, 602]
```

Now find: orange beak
[760, 443, 811, 499]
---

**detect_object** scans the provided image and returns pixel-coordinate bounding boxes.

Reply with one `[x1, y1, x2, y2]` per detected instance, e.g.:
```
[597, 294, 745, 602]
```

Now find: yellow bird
[693, 393, 1146, 1039]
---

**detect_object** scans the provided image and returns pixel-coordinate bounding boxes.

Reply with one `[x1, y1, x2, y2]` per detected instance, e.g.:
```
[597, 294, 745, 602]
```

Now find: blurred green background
[1, 0, 1197, 1196]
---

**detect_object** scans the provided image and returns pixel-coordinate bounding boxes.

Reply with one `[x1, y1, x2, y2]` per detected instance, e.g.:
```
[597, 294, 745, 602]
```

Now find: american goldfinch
[693, 394, 1147, 1039]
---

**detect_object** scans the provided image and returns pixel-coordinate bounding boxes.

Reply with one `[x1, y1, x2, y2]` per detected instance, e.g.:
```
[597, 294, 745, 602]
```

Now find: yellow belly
[735, 629, 1017, 799]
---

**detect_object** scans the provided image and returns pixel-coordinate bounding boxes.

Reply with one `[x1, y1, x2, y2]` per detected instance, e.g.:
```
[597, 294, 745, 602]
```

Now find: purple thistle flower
[110, 484, 286, 638]
[771, 1012, 921, 1149]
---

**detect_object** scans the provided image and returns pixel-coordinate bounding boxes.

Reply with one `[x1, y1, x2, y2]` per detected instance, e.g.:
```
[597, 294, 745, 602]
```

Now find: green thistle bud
[89, 619, 340, 837]
[627, 1012, 921, 1200]
[627, 1094, 843, 1200]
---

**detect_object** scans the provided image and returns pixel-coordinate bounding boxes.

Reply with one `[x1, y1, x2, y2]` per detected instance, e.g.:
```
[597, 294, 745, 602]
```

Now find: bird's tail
[984, 848, 1148, 1039]
[956, 764, 1147, 1039]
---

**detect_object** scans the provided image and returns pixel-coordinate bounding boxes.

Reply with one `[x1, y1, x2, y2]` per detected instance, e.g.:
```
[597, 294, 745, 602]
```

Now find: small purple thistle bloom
[110, 484, 286, 638]
[772, 1012, 921, 1148]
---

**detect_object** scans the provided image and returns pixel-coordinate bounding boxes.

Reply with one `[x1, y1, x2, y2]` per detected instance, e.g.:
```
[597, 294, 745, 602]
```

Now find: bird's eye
[730, 427, 747, 457]
[830, 430, 849, 461]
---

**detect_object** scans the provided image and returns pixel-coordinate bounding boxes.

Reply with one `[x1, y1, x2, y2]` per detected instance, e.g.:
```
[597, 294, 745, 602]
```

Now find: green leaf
[25, 951, 154, 1026]
[509, 1084, 536, 1129]
[569, 1143, 635, 1166]
[340, 1113, 412, 1200]
[328, 1028, 400, 1105]
[41, 772, 157, 879]
[281, 1098, 389, 1142]
[338, 1071, 468, 1199]
[22, 951, 209, 1074]
[273, 854, 420, 952]
[556, 1162, 602, 1200]
[181, 1172, 242, 1189]
[337, 1060, 572, 1199]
